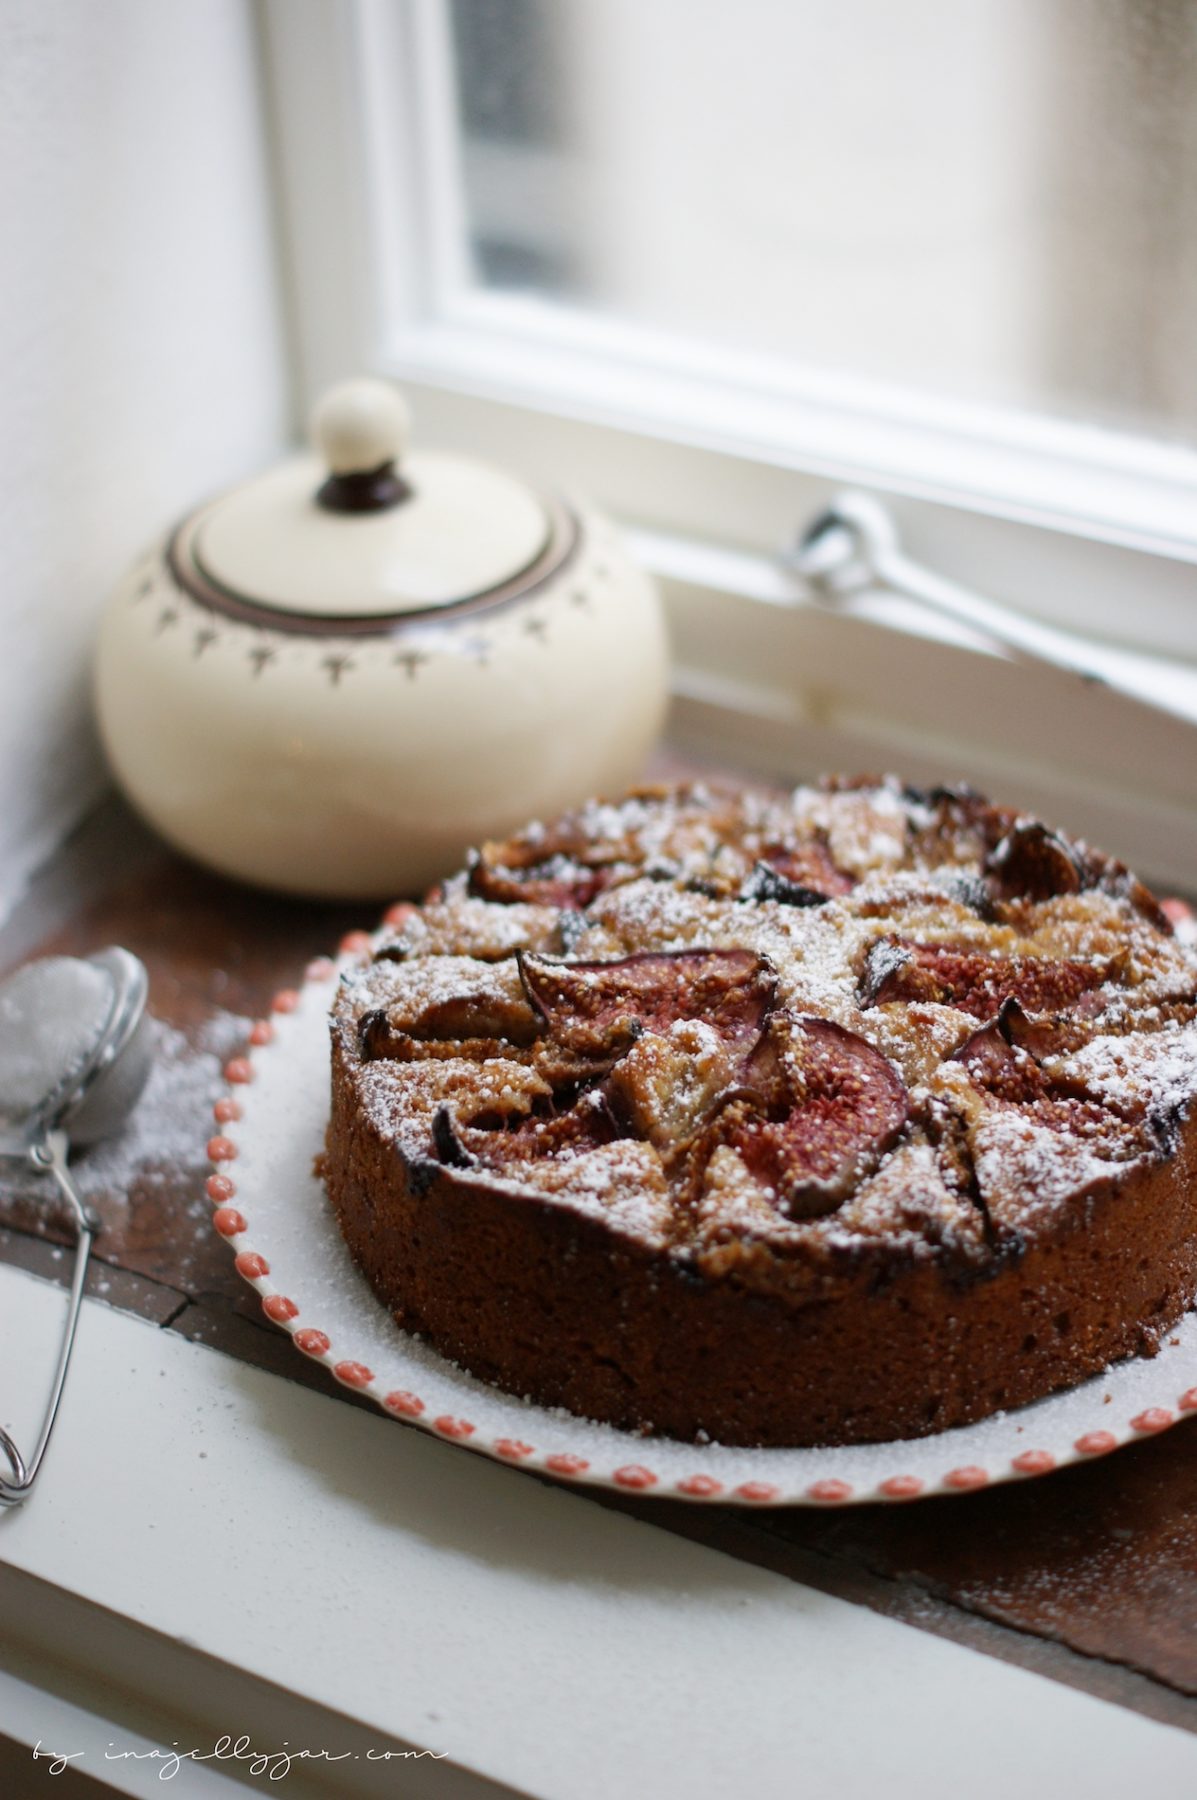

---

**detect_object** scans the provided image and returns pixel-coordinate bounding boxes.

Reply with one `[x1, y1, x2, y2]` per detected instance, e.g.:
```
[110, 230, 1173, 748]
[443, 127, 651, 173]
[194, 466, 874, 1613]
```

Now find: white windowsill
[5, 1263, 1197, 1800]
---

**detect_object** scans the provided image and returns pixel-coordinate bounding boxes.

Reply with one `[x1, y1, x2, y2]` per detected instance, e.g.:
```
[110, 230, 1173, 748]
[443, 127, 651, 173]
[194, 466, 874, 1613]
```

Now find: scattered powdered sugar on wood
[3, 1009, 249, 1290]
[9, 1011, 248, 1210]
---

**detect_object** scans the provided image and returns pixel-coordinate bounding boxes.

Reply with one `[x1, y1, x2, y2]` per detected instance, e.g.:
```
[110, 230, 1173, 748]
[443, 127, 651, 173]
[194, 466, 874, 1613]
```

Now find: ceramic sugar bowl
[95, 379, 669, 898]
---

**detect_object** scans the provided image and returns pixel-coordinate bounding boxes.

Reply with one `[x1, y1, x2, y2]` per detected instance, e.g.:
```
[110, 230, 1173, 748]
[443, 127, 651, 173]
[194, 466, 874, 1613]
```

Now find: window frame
[263, 0, 1197, 585]
[259, 0, 1197, 888]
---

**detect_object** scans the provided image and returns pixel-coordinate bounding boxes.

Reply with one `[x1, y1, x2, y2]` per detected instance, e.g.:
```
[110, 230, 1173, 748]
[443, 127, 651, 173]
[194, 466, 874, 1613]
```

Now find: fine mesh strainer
[0, 947, 152, 1506]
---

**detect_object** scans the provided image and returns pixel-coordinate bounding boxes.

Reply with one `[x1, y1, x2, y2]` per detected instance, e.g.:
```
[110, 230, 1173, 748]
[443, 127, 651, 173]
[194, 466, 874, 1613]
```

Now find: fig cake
[323, 778, 1197, 1448]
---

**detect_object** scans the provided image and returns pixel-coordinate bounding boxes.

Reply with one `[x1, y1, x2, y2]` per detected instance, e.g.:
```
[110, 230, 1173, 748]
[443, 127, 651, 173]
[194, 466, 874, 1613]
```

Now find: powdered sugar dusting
[515, 1139, 675, 1243]
[332, 780, 1197, 1274]
[1062, 1024, 1197, 1118]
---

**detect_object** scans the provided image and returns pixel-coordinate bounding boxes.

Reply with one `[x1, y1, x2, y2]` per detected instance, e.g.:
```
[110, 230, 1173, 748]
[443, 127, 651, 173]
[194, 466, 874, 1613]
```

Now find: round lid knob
[313, 378, 411, 476]
[189, 379, 553, 618]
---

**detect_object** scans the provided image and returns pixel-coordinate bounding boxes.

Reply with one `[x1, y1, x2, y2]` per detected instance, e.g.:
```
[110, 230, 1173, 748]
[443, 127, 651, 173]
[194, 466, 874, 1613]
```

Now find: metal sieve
[0, 947, 152, 1506]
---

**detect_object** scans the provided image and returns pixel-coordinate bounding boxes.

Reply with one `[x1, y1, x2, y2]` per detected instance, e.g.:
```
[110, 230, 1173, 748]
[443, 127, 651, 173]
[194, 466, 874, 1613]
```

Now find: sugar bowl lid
[178, 378, 569, 623]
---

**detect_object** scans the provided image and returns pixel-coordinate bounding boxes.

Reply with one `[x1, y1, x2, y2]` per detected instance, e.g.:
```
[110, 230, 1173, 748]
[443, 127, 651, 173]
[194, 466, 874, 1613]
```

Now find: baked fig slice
[410, 1093, 616, 1191]
[356, 987, 540, 1061]
[517, 948, 776, 1061]
[985, 821, 1085, 902]
[432, 1104, 477, 1169]
[605, 1019, 742, 1149]
[859, 937, 1117, 1019]
[466, 786, 726, 909]
[1096, 861, 1174, 934]
[729, 1017, 909, 1219]
[950, 999, 1151, 1142]
[467, 849, 625, 910]
[739, 860, 832, 908]
[942, 873, 997, 919]
[757, 839, 855, 899]
[460, 1089, 619, 1166]
[949, 1003, 1049, 1104]
[905, 785, 1014, 864]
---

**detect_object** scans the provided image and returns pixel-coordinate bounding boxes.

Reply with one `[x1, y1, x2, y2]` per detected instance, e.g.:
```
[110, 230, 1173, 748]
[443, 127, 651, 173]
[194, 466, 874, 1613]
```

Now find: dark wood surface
[5, 792, 1197, 1736]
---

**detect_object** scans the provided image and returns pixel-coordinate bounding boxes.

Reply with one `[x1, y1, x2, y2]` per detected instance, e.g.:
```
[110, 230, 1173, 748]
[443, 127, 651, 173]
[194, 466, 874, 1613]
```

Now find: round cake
[323, 777, 1197, 1448]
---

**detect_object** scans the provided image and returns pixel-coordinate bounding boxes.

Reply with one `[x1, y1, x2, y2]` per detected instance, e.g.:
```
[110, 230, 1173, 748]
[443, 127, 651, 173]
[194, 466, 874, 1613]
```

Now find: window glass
[447, 0, 1197, 447]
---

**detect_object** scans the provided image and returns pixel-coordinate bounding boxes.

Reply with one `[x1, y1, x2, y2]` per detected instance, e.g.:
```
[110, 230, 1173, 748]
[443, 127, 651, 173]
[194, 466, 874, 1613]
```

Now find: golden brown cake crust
[323, 778, 1197, 1447]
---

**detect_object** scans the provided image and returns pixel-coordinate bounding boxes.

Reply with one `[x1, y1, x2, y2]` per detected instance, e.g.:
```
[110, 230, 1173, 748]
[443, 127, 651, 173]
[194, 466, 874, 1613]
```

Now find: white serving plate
[204, 938, 1197, 1507]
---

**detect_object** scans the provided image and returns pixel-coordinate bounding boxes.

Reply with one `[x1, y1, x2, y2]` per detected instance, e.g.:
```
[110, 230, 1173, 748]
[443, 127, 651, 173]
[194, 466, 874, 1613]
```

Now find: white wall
[0, 0, 291, 912]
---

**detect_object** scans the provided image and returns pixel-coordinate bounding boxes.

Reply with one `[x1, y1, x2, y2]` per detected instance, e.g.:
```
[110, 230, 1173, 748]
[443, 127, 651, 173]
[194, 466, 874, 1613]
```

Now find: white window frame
[259, 0, 1197, 888]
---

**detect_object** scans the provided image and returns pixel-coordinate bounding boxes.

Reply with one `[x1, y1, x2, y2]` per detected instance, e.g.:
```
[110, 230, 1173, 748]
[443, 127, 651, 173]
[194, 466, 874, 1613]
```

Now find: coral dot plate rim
[207, 942, 1197, 1508]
